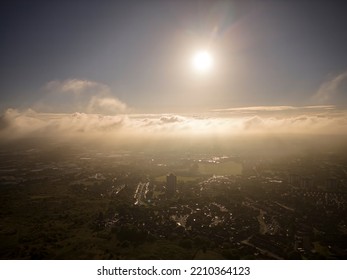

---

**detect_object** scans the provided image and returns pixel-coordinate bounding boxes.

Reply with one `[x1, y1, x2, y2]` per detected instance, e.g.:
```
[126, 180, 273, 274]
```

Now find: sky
[1, 0, 347, 141]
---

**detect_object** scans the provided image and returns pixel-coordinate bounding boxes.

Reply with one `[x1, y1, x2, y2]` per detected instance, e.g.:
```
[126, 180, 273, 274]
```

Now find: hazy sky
[1, 0, 347, 114]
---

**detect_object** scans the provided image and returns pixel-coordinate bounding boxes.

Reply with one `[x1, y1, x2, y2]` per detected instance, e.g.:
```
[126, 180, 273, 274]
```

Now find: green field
[155, 160, 242, 182]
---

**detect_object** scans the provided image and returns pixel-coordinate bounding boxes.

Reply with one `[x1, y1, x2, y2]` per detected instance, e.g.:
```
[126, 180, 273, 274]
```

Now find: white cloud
[313, 71, 347, 103]
[87, 96, 127, 114]
[1, 107, 347, 142]
[212, 105, 336, 114]
[159, 115, 184, 123]
[212, 106, 297, 112]
[44, 79, 107, 95]
[35, 79, 127, 114]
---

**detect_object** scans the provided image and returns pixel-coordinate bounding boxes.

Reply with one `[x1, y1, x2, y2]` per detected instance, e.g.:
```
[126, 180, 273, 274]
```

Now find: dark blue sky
[1, 0, 347, 113]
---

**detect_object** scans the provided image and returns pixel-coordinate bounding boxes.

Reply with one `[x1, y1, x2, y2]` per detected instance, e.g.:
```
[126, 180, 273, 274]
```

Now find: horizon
[1, 0, 347, 262]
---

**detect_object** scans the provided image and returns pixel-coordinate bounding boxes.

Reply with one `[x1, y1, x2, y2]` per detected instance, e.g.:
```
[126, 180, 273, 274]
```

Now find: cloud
[44, 79, 105, 95]
[159, 115, 184, 123]
[87, 96, 127, 114]
[35, 79, 127, 114]
[1, 106, 347, 143]
[313, 71, 347, 103]
[213, 106, 297, 112]
[0, 108, 47, 137]
[0, 108, 129, 140]
[212, 105, 335, 114]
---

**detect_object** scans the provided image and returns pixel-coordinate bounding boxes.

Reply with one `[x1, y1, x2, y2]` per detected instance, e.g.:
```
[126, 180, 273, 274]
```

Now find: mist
[1, 106, 347, 157]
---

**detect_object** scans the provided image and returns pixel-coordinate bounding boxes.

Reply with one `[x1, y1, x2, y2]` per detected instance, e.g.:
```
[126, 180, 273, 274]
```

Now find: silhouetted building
[166, 173, 177, 196]
[300, 177, 313, 190]
[326, 177, 339, 189]
[289, 174, 300, 187]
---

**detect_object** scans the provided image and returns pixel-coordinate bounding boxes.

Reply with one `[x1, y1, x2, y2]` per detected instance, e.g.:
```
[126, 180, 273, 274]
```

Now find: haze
[1, 0, 347, 260]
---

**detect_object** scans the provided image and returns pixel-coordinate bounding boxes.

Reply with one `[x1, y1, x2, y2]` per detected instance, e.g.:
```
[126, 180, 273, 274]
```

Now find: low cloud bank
[3, 78, 345, 142]
[1, 106, 346, 142]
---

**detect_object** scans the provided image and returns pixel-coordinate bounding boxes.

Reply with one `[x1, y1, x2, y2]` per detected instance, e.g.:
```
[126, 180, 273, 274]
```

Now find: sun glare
[192, 50, 213, 73]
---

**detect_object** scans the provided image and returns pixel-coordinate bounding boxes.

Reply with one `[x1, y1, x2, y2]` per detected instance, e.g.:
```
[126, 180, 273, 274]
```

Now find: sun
[192, 50, 213, 73]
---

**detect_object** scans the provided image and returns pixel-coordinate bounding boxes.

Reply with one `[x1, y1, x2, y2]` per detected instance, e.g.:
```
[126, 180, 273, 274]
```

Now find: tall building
[166, 173, 177, 196]
[300, 177, 313, 190]
[289, 174, 300, 187]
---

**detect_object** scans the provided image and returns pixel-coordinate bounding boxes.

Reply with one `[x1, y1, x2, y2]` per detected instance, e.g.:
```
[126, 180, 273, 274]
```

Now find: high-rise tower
[166, 173, 177, 196]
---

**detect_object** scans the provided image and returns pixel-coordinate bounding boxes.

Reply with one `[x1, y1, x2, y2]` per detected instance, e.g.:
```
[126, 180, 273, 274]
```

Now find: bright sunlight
[192, 50, 213, 73]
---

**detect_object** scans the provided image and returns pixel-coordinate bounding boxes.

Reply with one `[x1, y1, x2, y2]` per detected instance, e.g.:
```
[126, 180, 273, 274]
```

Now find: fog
[1, 106, 347, 157]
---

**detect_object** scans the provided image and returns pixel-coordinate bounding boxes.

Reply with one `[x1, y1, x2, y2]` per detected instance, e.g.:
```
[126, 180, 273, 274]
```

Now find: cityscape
[1, 0, 347, 261]
[0, 138, 346, 259]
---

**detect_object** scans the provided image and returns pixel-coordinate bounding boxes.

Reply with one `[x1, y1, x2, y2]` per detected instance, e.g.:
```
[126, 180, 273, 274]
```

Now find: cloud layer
[1, 106, 347, 143]
[1, 77, 347, 143]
